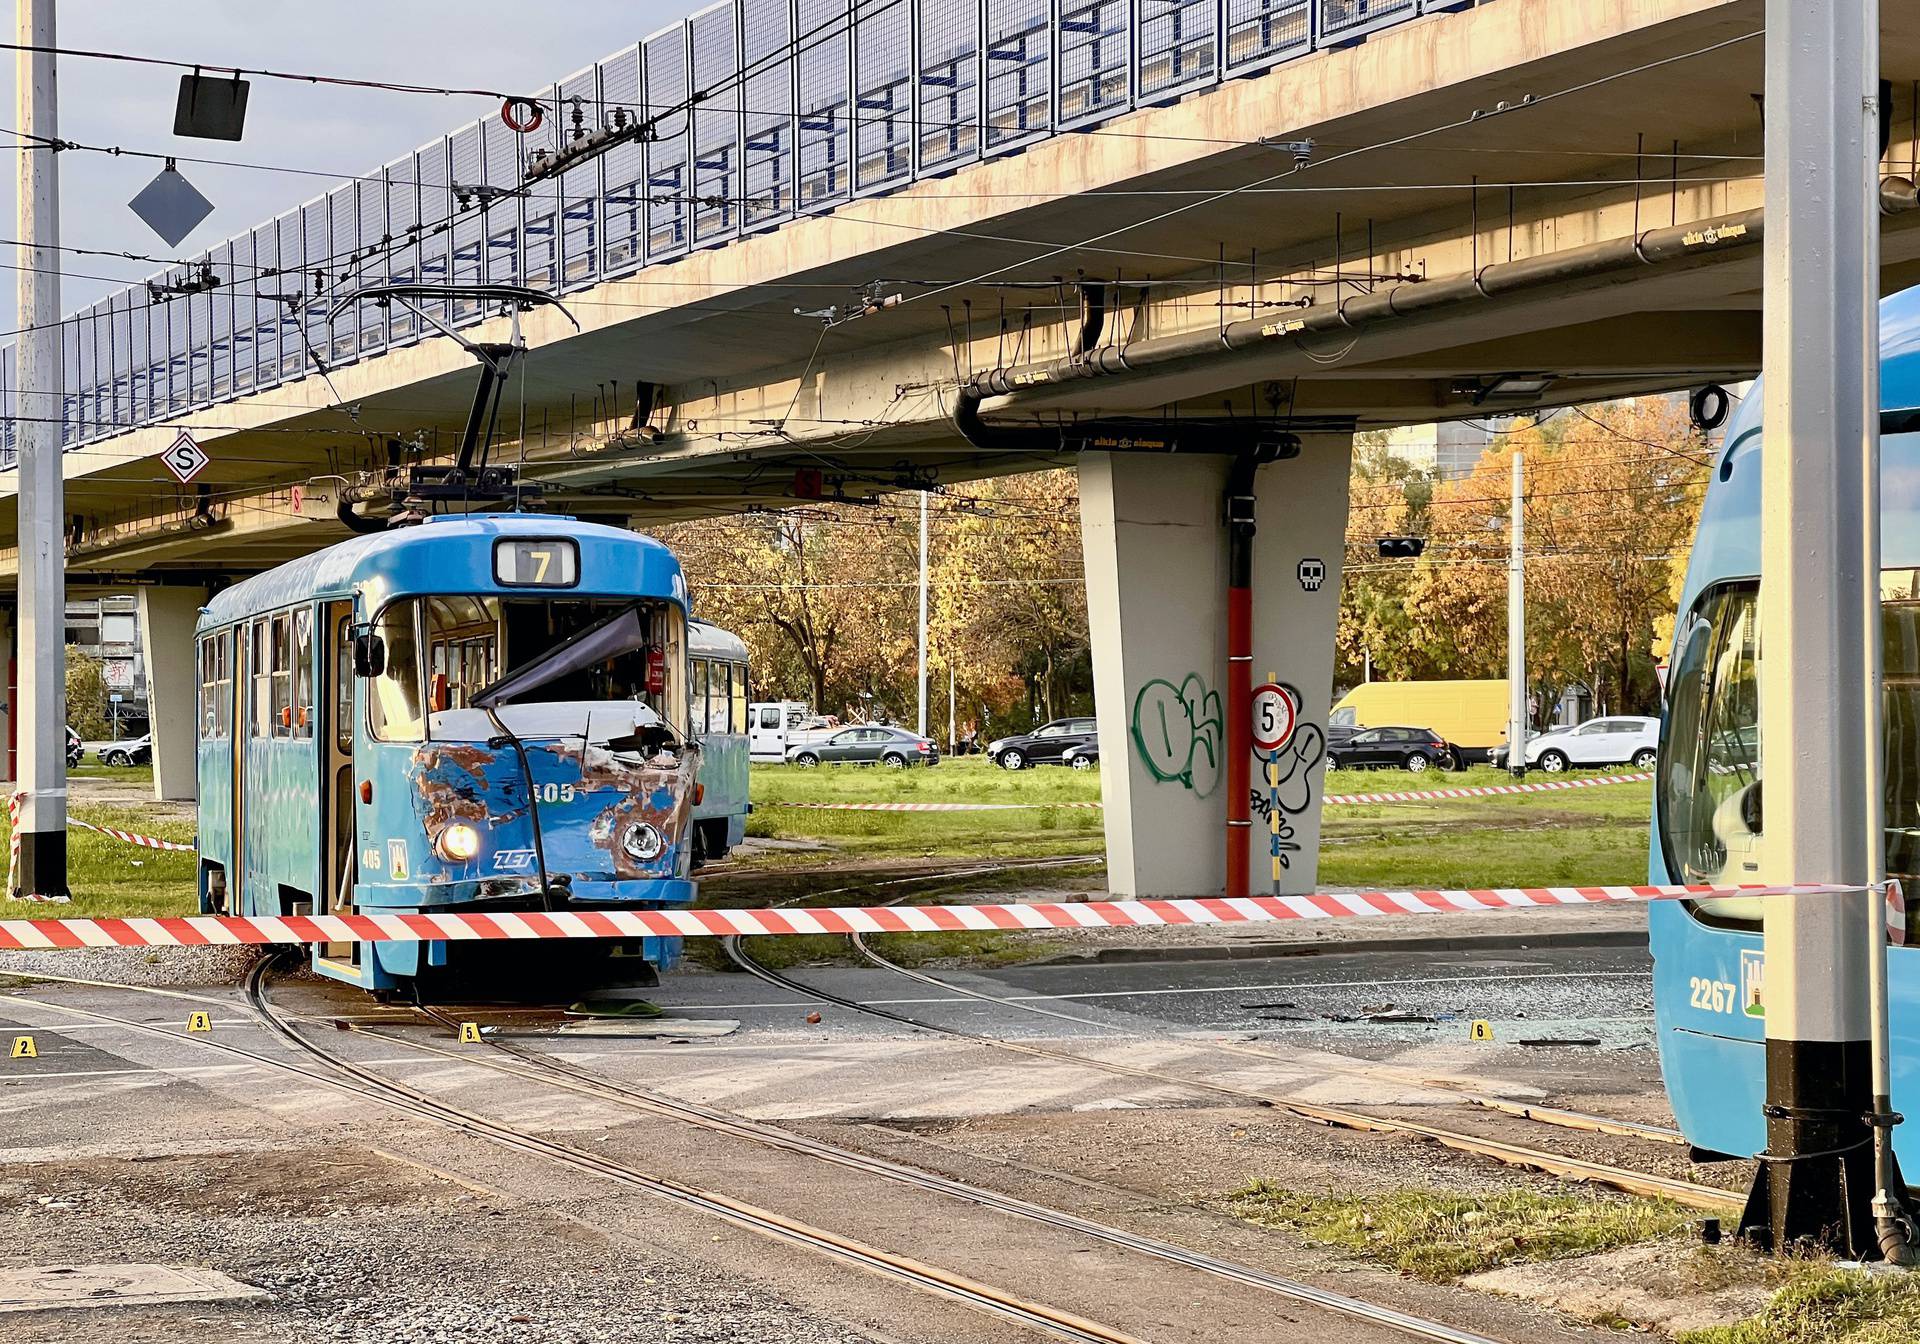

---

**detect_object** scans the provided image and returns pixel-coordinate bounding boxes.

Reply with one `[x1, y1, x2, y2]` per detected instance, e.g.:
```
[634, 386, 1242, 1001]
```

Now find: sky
[0, 0, 687, 318]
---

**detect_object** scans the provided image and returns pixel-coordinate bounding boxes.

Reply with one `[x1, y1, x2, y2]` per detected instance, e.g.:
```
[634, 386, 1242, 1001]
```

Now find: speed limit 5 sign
[1251, 683, 1297, 754]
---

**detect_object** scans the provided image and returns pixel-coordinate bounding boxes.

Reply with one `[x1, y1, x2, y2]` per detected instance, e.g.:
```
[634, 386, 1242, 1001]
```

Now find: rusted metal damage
[405, 734, 699, 883]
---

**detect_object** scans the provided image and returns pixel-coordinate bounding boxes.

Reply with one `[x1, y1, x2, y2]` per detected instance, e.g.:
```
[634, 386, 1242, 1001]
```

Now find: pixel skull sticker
[1297, 557, 1326, 592]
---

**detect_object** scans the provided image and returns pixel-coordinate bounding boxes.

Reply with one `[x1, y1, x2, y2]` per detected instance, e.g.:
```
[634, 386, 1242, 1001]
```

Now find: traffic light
[1377, 536, 1427, 559]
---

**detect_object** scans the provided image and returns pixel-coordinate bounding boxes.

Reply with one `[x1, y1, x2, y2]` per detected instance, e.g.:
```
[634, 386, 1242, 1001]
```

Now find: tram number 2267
[534, 783, 578, 804]
[1689, 976, 1739, 1015]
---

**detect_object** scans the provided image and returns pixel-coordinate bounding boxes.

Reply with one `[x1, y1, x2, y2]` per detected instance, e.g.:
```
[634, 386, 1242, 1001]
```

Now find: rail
[0, 0, 1493, 464]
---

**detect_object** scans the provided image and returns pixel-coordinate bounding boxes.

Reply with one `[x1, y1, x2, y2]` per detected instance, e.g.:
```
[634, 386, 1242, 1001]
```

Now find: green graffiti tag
[1130, 673, 1223, 798]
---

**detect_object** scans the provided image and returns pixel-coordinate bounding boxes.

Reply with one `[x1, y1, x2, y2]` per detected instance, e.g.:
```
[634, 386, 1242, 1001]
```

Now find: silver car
[787, 725, 941, 769]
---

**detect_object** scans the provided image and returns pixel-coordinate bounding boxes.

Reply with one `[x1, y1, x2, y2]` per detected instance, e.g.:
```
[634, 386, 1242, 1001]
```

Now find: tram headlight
[621, 821, 665, 863]
[435, 822, 483, 863]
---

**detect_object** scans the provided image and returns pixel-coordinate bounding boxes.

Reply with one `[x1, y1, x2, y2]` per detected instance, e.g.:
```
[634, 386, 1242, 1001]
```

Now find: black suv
[1325, 725, 1455, 774]
[988, 717, 1097, 770]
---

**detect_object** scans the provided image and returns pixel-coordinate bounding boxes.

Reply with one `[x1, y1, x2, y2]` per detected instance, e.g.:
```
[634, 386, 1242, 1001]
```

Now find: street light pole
[1742, 0, 1894, 1257]
[917, 491, 929, 739]
[13, 0, 66, 899]
[1506, 449, 1526, 779]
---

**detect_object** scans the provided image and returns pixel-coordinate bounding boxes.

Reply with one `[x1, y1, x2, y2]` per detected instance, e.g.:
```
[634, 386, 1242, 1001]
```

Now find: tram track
[1, 967, 1513, 1344]
[5, 968, 1142, 1344]
[697, 852, 1103, 900]
[723, 935, 1737, 1213]
[382, 1001, 1505, 1344]
[846, 935, 1688, 1149]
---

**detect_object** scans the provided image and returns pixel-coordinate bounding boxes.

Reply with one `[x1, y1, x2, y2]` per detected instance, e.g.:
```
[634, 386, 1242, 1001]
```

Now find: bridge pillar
[138, 586, 206, 802]
[1080, 437, 1351, 897]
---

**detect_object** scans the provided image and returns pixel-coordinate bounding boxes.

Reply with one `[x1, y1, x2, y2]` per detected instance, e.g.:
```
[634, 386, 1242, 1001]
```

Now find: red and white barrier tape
[5, 792, 19, 900]
[771, 772, 1654, 812]
[66, 819, 195, 853]
[0, 882, 1894, 951]
[1323, 772, 1651, 805]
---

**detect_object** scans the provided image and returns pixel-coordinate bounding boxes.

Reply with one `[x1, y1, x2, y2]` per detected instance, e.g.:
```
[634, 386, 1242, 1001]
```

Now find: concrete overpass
[6, 0, 1920, 896]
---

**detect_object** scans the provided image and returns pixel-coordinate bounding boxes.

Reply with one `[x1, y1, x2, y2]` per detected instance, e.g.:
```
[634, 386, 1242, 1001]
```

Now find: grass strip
[1217, 1181, 1692, 1281]
[1678, 1266, 1920, 1344]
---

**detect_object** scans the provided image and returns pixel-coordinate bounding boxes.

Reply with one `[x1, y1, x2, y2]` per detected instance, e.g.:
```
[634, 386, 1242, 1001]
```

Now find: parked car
[988, 717, 1097, 770]
[787, 725, 940, 768]
[99, 735, 152, 767]
[1511, 715, 1660, 773]
[1325, 725, 1456, 774]
[1062, 740, 1100, 771]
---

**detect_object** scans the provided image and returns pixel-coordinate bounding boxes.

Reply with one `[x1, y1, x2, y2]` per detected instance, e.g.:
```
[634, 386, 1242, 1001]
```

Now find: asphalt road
[655, 941, 1656, 1049]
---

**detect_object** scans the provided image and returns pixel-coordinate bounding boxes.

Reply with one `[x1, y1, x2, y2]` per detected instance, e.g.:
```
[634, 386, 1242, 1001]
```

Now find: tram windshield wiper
[473, 603, 649, 710]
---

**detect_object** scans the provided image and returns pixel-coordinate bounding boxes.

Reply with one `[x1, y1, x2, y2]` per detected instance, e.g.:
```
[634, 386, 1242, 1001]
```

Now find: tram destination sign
[161, 431, 209, 484]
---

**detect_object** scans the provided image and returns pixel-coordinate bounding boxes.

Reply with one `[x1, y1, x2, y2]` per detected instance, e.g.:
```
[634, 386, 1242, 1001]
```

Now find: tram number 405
[534, 783, 578, 804]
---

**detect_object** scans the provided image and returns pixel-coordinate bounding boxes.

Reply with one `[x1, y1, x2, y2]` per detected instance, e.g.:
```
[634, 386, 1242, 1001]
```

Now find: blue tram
[688, 618, 750, 864]
[1651, 287, 1920, 1167]
[194, 514, 706, 992]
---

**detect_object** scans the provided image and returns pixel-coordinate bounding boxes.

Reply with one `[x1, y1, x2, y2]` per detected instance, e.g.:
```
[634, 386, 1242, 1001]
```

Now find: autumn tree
[657, 473, 1091, 732]
[931, 470, 1088, 724]
[1337, 433, 1437, 685]
[660, 506, 916, 716]
[1342, 398, 1710, 721]
[65, 647, 107, 739]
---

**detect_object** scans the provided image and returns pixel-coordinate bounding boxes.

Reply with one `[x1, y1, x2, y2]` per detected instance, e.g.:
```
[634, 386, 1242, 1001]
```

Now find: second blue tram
[688, 618, 750, 863]
[1651, 286, 1920, 1168]
[194, 514, 705, 992]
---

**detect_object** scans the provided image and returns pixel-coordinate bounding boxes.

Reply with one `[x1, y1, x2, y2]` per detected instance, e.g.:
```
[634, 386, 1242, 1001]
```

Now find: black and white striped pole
[1742, 0, 1910, 1258]
[12, 0, 67, 901]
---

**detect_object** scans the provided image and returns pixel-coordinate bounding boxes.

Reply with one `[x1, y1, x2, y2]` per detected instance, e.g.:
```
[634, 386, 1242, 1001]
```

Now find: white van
[749, 701, 809, 762]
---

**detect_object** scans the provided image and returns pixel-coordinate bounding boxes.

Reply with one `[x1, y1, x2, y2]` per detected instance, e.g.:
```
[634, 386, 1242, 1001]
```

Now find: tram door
[229, 620, 253, 911]
[319, 603, 358, 968]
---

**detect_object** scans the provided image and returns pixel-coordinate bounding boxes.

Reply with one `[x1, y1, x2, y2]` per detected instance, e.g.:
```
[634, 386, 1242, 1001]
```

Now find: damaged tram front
[194, 515, 705, 992]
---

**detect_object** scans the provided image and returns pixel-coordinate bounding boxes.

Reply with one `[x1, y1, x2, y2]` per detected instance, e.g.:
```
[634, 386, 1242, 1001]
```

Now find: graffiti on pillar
[1131, 673, 1223, 797]
[1296, 558, 1326, 592]
[1249, 684, 1325, 869]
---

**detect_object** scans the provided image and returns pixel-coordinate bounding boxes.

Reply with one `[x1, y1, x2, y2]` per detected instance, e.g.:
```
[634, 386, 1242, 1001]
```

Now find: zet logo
[1740, 949, 1766, 1018]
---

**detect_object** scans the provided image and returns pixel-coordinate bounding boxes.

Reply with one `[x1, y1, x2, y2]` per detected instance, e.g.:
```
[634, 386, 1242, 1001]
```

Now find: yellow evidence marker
[1469, 1020, 1494, 1042]
[186, 1011, 213, 1033]
[458, 1021, 484, 1044]
[10, 1035, 37, 1059]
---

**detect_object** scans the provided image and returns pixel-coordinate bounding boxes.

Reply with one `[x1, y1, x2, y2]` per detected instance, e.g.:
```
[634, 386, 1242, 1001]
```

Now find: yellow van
[1328, 680, 1510, 762]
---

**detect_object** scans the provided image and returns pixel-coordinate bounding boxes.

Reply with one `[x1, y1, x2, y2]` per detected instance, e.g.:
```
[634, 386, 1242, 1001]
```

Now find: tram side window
[369, 604, 425, 743]
[710, 664, 733, 733]
[1658, 584, 1760, 888]
[1662, 573, 1920, 940]
[731, 665, 748, 733]
[690, 659, 709, 736]
[336, 616, 354, 753]
[251, 620, 274, 740]
[1880, 575, 1920, 923]
[293, 610, 314, 739]
[198, 631, 231, 740]
[425, 595, 500, 711]
[270, 614, 294, 738]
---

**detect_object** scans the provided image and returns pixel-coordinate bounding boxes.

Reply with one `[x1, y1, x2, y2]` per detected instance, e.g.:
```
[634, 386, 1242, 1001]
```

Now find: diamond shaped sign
[161, 431, 209, 484]
[129, 163, 214, 247]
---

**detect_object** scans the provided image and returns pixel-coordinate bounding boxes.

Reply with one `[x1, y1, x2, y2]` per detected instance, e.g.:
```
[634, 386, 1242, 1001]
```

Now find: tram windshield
[1659, 570, 1920, 933]
[367, 596, 686, 742]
